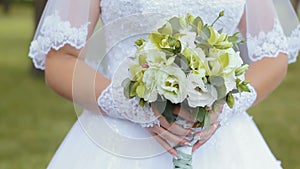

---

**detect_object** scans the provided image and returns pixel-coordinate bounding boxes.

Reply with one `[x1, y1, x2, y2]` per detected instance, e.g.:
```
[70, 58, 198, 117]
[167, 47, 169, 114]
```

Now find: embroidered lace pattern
[97, 84, 160, 127]
[246, 19, 289, 62]
[28, 11, 89, 70]
[287, 24, 300, 63]
[100, 0, 246, 34]
[218, 85, 257, 126]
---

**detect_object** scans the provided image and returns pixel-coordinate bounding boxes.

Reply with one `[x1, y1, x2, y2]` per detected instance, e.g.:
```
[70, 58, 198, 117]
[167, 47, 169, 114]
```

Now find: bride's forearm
[245, 53, 288, 106]
[45, 47, 110, 112]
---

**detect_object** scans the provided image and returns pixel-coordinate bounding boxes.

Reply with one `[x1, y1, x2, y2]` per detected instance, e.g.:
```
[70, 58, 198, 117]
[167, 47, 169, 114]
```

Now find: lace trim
[247, 19, 289, 63]
[28, 11, 89, 70]
[98, 84, 160, 127]
[287, 24, 300, 63]
[218, 85, 257, 126]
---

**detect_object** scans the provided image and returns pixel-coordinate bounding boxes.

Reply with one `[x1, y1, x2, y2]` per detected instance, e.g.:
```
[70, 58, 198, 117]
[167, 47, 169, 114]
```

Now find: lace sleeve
[97, 84, 160, 127]
[219, 84, 257, 126]
[28, 0, 100, 70]
[239, 0, 299, 64]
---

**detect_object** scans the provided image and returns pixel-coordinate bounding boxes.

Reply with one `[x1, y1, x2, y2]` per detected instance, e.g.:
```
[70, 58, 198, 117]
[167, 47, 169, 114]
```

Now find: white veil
[241, 0, 300, 64]
[28, 0, 98, 70]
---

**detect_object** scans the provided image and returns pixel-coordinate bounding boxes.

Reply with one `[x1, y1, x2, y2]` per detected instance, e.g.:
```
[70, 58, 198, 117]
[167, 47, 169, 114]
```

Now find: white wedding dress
[28, 0, 300, 168]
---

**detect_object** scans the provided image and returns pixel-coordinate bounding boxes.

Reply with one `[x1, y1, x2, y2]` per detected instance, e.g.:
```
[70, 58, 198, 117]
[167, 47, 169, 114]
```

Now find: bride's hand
[192, 105, 223, 152]
[146, 105, 194, 157]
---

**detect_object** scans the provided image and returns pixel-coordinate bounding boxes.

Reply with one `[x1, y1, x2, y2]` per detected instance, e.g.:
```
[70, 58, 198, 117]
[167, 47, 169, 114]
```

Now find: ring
[212, 123, 219, 128]
[194, 135, 201, 141]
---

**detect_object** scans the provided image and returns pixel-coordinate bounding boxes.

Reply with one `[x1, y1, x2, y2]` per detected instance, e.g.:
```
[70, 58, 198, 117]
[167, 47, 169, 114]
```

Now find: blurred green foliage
[0, 4, 76, 169]
[0, 3, 299, 169]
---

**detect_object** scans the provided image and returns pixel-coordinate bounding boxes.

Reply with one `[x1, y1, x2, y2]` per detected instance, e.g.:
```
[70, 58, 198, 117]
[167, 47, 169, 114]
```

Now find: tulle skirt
[47, 110, 282, 169]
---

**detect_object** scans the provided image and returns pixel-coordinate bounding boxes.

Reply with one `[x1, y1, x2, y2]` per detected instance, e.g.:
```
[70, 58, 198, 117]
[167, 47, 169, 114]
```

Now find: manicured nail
[194, 135, 201, 141]
[173, 156, 178, 160]
[184, 142, 192, 146]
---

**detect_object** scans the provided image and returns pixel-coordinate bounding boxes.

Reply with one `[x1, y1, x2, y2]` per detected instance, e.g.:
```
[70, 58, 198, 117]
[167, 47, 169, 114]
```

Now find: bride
[29, 0, 300, 168]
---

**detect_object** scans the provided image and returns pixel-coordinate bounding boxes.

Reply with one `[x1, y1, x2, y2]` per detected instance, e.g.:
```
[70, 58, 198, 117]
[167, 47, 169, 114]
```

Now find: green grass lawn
[0, 4, 300, 169]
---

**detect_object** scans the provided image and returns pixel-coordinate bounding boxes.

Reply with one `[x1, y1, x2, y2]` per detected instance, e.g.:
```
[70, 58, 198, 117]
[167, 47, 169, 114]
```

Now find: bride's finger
[173, 105, 195, 122]
[192, 123, 220, 152]
[168, 122, 193, 136]
[149, 132, 178, 157]
[209, 111, 220, 125]
[151, 125, 190, 146]
[158, 116, 192, 136]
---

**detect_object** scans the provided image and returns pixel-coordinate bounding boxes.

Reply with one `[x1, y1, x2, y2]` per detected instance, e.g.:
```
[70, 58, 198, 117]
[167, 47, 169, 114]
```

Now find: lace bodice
[98, 0, 245, 79]
[100, 0, 245, 33]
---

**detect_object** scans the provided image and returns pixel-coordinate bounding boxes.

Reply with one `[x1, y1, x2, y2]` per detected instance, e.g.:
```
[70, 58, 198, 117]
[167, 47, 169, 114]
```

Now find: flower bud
[235, 64, 249, 76]
[226, 93, 235, 108]
[135, 38, 145, 46]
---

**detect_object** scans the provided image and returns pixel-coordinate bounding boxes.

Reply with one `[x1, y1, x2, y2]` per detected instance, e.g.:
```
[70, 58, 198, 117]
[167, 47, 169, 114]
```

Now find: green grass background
[0, 4, 299, 169]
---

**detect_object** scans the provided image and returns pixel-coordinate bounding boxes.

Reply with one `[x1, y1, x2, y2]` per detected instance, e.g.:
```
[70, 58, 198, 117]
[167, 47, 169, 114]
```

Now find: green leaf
[158, 22, 173, 35]
[228, 35, 239, 43]
[122, 78, 132, 99]
[210, 76, 227, 99]
[174, 55, 190, 73]
[236, 78, 242, 86]
[192, 16, 203, 34]
[161, 48, 176, 55]
[139, 99, 146, 107]
[203, 111, 211, 129]
[195, 107, 207, 122]
[161, 102, 176, 123]
[201, 25, 211, 40]
[179, 16, 187, 29]
[209, 76, 225, 87]
[136, 84, 146, 98]
[186, 13, 195, 25]
[217, 28, 223, 34]
[226, 93, 235, 108]
[168, 17, 181, 34]
[130, 82, 139, 97]
[153, 99, 167, 114]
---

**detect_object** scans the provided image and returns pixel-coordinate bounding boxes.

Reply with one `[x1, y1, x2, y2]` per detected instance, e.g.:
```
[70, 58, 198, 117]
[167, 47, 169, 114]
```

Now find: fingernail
[173, 156, 178, 160]
[184, 142, 192, 146]
[194, 135, 201, 141]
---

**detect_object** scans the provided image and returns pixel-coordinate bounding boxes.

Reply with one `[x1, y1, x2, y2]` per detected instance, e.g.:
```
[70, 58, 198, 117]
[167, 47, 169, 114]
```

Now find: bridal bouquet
[122, 11, 250, 169]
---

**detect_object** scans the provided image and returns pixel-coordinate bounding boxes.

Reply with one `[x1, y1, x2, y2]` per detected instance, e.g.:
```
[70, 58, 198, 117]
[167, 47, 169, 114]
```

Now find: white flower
[209, 48, 243, 75]
[182, 47, 207, 76]
[179, 29, 197, 49]
[187, 73, 218, 107]
[143, 40, 158, 51]
[145, 49, 168, 68]
[156, 66, 188, 104]
[223, 73, 236, 93]
[142, 68, 159, 102]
